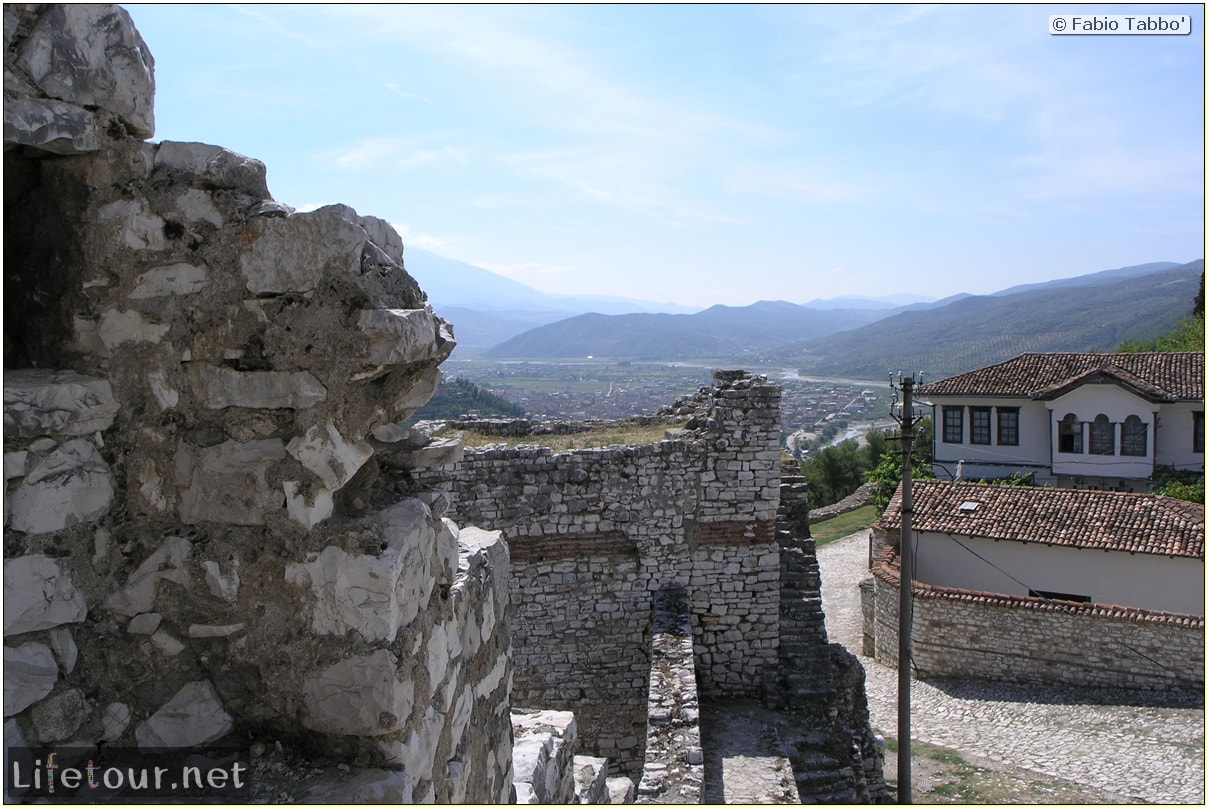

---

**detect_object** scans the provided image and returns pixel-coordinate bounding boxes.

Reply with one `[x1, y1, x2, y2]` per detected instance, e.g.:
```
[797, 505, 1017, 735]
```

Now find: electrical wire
[921, 531, 1202, 688]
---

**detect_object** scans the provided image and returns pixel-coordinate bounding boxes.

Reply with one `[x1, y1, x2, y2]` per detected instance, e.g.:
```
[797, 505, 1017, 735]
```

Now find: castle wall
[412, 373, 783, 776]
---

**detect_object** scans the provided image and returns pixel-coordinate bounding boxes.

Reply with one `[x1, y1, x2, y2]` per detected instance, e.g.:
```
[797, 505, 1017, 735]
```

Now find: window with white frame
[997, 407, 1019, 446]
[942, 406, 963, 443]
[970, 407, 991, 445]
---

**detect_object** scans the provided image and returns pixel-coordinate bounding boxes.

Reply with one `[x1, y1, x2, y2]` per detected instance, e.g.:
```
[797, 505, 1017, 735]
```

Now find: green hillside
[776, 261, 1203, 380]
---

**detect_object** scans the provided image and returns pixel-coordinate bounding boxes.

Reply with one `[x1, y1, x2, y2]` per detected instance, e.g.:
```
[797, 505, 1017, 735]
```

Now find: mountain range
[404, 248, 1203, 380]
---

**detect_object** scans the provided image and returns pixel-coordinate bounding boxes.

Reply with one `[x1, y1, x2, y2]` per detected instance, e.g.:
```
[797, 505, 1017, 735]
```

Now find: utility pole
[890, 372, 920, 805]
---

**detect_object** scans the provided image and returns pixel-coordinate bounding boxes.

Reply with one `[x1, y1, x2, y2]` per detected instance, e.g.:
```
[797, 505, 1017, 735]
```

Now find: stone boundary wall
[865, 548, 1205, 691]
[411, 372, 782, 776]
[807, 481, 875, 525]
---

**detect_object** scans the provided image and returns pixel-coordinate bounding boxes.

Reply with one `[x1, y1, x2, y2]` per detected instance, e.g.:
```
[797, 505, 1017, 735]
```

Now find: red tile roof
[917, 352, 1203, 401]
[878, 480, 1204, 559]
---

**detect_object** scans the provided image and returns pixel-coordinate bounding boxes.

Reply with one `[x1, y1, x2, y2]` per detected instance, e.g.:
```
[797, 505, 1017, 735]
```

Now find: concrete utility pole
[891, 373, 918, 804]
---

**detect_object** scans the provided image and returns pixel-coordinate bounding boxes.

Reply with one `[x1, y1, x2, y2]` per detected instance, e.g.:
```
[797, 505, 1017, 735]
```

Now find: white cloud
[391, 223, 449, 252]
[322, 137, 469, 173]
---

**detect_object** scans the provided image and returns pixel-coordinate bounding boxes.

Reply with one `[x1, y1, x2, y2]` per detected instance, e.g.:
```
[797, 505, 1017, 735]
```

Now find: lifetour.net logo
[6, 747, 250, 802]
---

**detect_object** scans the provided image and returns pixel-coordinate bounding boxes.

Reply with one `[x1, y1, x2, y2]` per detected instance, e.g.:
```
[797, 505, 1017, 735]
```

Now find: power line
[937, 532, 1200, 688]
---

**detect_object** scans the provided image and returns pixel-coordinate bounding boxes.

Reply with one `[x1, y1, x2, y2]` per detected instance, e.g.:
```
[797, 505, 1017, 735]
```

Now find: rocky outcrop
[4, 4, 511, 803]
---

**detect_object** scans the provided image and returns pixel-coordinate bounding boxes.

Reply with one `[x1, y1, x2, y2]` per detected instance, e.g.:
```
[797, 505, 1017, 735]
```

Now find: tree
[801, 439, 866, 508]
[867, 448, 936, 513]
[1116, 270, 1205, 353]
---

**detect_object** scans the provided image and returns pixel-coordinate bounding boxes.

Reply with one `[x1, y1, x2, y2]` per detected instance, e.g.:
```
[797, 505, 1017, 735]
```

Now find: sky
[125, 4, 1204, 309]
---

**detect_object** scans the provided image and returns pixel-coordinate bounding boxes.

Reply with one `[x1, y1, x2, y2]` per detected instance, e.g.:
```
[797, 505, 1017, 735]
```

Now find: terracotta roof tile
[917, 352, 1204, 400]
[878, 480, 1205, 559]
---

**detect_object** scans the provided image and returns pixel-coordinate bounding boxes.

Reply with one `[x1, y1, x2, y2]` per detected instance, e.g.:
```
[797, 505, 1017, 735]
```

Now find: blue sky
[125, 4, 1204, 308]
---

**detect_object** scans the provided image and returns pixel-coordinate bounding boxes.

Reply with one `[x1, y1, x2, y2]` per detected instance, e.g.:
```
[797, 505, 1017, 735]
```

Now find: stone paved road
[817, 529, 1206, 805]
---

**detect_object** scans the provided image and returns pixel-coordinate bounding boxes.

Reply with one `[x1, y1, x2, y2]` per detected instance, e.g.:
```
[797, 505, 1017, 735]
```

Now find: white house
[917, 352, 1204, 491]
[865, 479, 1205, 689]
[877, 479, 1205, 615]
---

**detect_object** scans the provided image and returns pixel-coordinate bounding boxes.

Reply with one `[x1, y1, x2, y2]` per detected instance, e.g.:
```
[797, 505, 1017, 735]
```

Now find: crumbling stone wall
[411, 372, 783, 776]
[4, 5, 512, 802]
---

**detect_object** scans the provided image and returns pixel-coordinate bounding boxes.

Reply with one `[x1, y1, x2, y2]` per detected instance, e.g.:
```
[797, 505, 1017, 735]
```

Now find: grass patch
[453, 422, 677, 451]
[810, 504, 879, 546]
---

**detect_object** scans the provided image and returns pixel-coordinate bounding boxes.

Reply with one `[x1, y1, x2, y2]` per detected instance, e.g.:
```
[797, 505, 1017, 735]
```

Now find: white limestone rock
[100, 702, 131, 742]
[150, 629, 185, 657]
[240, 204, 367, 295]
[300, 650, 414, 736]
[7, 440, 114, 535]
[147, 369, 179, 409]
[4, 555, 88, 636]
[512, 710, 578, 805]
[127, 612, 161, 635]
[357, 308, 452, 366]
[391, 364, 443, 418]
[3, 95, 97, 153]
[285, 421, 372, 491]
[195, 364, 327, 410]
[380, 705, 443, 783]
[4, 451, 27, 480]
[573, 755, 610, 805]
[174, 439, 287, 525]
[282, 481, 334, 529]
[154, 141, 268, 197]
[202, 559, 240, 603]
[134, 680, 234, 749]
[286, 499, 437, 642]
[4, 643, 58, 716]
[3, 369, 119, 440]
[97, 308, 169, 348]
[129, 262, 209, 299]
[402, 436, 464, 469]
[10, 4, 154, 140]
[105, 536, 191, 618]
[174, 188, 223, 226]
[47, 627, 79, 675]
[187, 623, 244, 638]
[97, 200, 166, 252]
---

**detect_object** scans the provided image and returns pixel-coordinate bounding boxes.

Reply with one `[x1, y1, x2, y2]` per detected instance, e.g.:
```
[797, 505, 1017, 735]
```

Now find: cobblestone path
[817, 529, 1206, 805]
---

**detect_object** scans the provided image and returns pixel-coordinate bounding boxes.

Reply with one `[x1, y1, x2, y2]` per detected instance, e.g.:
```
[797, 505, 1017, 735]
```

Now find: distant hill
[776, 260, 1204, 380]
[403, 247, 699, 352]
[485, 300, 890, 360]
[481, 259, 1203, 374]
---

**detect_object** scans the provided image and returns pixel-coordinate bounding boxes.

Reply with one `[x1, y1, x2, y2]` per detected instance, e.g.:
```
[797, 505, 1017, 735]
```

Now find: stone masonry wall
[411, 371, 782, 777]
[866, 546, 1205, 691]
[4, 5, 513, 803]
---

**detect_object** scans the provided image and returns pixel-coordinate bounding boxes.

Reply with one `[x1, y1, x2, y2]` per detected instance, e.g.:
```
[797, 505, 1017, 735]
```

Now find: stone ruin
[3, 4, 886, 803]
[4, 4, 509, 801]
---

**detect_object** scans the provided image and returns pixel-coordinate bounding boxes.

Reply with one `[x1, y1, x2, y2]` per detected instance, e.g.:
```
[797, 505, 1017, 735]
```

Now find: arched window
[1121, 415, 1148, 457]
[1089, 414, 1114, 455]
[1058, 413, 1083, 453]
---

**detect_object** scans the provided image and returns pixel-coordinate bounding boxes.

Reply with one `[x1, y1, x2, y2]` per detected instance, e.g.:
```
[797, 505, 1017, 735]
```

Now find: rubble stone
[134, 680, 234, 749]
[4, 555, 88, 636]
